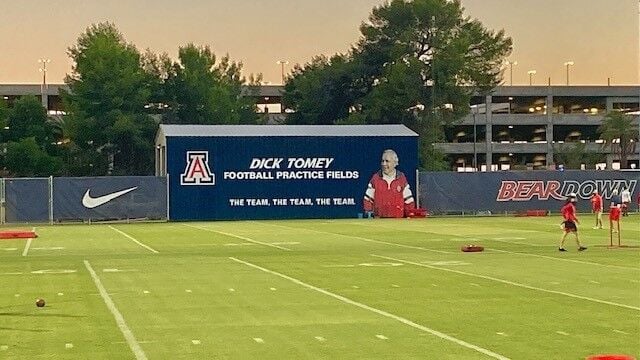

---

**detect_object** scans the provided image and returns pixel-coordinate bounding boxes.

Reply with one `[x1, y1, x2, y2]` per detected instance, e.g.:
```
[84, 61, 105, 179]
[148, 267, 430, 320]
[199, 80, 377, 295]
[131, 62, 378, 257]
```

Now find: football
[35, 298, 45, 308]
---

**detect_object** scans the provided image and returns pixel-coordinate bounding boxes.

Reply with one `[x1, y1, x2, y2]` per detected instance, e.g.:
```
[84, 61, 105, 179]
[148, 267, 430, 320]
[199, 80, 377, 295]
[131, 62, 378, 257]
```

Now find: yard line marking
[229, 288, 235, 292]
[191, 340, 201, 345]
[373, 255, 640, 312]
[223, 243, 256, 247]
[489, 238, 550, 247]
[108, 226, 158, 254]
[65, 343, 74, 349]
[270, 287, 277, 291]
[185, 289, 192, 293]
[613, 329, 629, 335]
[262, 223, 452, 254]
[376, 335, 388, 340]
[22, 238, 32, 257]
[555, 331, 569, 336]
[469, 283, 481, 287]
[488, 248, 639, 271]
[84, 260, 148, 360]
[589, 281, 601, 284]
[184, 224, 291, 251]
[314, 336, 326, 342]
[496, 332, 507, 336]
[253, 338, 264, 343]
[2, 248, 17, 251]
[392, 284, 400, 288]
[57, 292, 64, 296]
[230, 257, 510, 360]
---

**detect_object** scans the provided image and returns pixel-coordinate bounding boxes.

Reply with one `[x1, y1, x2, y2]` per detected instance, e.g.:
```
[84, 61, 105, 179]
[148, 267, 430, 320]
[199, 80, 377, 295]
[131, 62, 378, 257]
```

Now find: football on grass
[35, 299, 45, 307]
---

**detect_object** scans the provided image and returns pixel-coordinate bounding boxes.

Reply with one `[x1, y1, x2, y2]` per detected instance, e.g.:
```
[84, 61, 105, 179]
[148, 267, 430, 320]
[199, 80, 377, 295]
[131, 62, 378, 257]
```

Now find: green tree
[598, 111, 638, 169]
[283, 0, 512, 170]
[0, 96, 64, 176]
[163, 44, 260, 125]
[4, 137, 63, 176]
[63, 22, 157, 175]
[553, 142, 605, 170]
[0, 98, 8, 137]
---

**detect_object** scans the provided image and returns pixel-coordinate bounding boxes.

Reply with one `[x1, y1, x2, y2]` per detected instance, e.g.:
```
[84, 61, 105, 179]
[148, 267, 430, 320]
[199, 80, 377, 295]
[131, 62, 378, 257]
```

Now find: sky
[0, 0, 637, 85]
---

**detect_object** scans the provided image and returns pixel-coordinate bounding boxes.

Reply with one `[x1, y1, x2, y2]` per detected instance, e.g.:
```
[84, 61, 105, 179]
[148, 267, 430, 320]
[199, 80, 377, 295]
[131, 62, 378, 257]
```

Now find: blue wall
[419, 170, 639, 214]
[167, 136, 418, 220]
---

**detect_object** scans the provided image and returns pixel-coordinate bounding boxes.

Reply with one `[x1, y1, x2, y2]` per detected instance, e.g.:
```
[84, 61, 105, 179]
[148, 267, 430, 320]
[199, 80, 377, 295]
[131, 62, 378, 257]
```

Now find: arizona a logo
[181, 151, 215, 185]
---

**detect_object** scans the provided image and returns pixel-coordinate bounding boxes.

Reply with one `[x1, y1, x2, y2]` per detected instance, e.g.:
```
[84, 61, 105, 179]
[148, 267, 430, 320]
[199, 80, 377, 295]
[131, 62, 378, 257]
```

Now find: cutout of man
[363, 149, 415, 218]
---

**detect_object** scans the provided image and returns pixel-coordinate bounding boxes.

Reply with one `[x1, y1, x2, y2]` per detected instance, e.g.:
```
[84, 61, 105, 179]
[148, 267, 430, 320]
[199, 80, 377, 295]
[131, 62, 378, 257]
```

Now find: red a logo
[181, 151, 215, 185]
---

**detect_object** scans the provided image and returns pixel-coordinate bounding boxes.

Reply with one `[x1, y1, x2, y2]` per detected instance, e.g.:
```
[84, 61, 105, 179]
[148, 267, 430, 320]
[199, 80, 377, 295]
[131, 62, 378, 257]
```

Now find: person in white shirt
[620, 187, 631, 217]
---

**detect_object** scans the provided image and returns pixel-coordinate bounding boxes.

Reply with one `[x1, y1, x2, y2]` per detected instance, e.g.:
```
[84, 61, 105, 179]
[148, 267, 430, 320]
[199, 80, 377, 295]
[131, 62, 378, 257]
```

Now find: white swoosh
[82, 187, 138, 209]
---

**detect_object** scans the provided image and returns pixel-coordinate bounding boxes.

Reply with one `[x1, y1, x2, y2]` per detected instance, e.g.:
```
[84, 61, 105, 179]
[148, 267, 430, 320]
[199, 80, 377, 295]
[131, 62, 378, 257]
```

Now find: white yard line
[183, 224, 291, 251]
[108, 226, 158, 253]
[22, 238, 32, 257]
[21, 227, 36, 257]
[229, 257, 510, 360]
[488, 238, 551, 247]
[373, 254, 640, 311]
[84, 260, 148, 360]
[488, 248, 640, 271]
[261, 222, 452, 254]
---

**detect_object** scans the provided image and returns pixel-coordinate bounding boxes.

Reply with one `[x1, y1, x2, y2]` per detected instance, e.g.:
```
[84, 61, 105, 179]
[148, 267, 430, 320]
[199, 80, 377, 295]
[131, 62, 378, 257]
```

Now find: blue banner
[52, 177, 167, 221]
[4, 178, 50, 223]
[167, 136, 418, 220]
[419, 170, 639, 214]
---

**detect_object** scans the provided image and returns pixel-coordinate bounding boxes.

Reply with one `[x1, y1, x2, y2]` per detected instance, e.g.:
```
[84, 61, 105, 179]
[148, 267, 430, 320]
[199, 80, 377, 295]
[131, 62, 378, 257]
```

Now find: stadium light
[527, 70, 536, 86]
[38, 58, 50, 91]
[276, 60, 289, 84]
[564, 61, 574, 85]
[505, 60, 517, 86]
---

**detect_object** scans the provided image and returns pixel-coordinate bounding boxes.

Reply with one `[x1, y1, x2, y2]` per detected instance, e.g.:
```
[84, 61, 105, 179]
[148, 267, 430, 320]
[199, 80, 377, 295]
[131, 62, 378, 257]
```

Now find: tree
[553, 142, 605, 170]
[598, 111, 638, 169]
[282, 0, 512, 170]
[4, 137, 63, 176]
[63, 22, 157, 175]
[163, 44, 260, 125]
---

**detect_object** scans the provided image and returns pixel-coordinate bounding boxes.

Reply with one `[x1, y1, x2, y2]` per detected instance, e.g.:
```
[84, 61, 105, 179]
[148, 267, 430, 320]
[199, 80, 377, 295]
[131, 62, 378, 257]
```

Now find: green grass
[0, 216, 639, 359]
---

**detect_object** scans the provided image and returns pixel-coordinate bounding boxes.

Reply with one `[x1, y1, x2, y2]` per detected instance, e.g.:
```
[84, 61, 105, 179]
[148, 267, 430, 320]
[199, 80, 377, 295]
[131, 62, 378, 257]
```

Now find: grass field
[1, 216, 639, 359]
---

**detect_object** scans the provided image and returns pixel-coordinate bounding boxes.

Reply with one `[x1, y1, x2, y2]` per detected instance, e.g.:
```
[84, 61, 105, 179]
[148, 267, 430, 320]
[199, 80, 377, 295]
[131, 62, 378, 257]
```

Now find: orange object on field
[0, 230, 37, 239]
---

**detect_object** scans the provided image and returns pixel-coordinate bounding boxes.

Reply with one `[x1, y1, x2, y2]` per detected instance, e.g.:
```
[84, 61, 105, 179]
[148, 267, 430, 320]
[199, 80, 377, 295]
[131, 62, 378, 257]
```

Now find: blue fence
[1, 177, 167, 223]
[419, 170, 639, 214]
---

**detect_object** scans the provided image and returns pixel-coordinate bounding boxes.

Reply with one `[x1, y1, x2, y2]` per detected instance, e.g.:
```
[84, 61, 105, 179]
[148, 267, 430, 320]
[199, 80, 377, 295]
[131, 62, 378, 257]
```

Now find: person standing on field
[620, 187, 631, 217]
[559, 193, 587, 252]
[590, 190, 603, 229]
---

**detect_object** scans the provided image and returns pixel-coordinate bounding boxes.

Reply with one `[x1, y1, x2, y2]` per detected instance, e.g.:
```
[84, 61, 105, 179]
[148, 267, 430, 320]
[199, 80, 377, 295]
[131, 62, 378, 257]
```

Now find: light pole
[38, 58, 50, 93]
[471, 105, 478, 170]
[276, 60, 289, 84]
[527, 70, 536, 86]
[564, 61, 574, 85]
[506, 60, 517, 86]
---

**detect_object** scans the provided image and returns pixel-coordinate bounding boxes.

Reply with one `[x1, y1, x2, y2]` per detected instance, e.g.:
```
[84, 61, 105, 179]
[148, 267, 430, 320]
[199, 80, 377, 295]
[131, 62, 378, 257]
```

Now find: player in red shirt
[590, 190, 603, 229]
[363, 149, 415, 218]
[559, 193, 587, 252]
[609, 200, 622, 245]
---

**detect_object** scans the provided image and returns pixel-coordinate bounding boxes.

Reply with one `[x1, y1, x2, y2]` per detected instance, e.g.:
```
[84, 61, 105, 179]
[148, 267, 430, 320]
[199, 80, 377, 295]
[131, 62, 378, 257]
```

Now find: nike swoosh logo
[82, 187, 138, 209]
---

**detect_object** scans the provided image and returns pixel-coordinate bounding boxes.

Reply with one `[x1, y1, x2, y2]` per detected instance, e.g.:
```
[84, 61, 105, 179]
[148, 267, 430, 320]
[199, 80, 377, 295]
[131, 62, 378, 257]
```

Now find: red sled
[407, 208, 428, 218]
[0, 230, 38, 239]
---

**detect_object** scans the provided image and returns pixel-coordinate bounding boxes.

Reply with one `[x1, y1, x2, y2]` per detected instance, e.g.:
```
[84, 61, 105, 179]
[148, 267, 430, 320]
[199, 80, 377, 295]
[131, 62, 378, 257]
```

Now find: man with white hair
[363, 149, 415, 218]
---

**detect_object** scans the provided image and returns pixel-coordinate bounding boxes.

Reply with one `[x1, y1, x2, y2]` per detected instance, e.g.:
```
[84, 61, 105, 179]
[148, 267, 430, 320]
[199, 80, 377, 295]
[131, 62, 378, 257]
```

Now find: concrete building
[1, 83, 638, 170]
